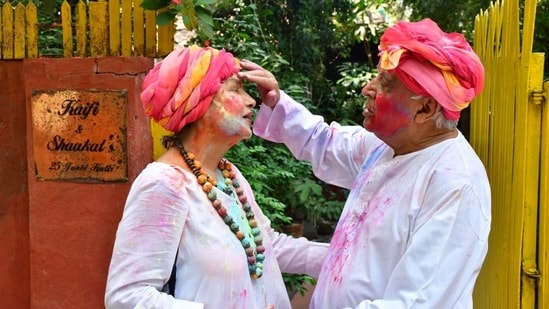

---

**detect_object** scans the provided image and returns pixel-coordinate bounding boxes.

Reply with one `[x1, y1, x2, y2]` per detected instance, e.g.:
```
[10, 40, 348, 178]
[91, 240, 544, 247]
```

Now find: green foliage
[140, 0, 171, 10]
[401, 0, 491, 39]
[334, 62, 378, 125]
[5, 0, 65, 56]
[284, 273, 316, 297]
[337, 62, 376, 89]
[39, 28, 64, 56]
[226, 137, 298, 230]
[156, 9, 179, 26]
[214, 0, 357, 116]
[140, 0, 215, 39]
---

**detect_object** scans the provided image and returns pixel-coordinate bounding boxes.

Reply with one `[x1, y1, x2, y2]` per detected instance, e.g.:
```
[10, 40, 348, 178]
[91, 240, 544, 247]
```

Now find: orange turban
[140, 45, 240, 133]
[378, 18, 484, 121]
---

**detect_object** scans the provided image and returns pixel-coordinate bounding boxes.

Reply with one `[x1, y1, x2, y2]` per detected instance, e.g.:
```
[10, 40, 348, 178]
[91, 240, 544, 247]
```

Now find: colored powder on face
[213, 94, 250, 137]
[364, 93, 411, 138]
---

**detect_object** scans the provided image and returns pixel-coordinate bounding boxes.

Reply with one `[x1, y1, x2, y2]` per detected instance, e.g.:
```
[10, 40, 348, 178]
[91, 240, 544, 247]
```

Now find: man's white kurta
[253, 92, 491, 309]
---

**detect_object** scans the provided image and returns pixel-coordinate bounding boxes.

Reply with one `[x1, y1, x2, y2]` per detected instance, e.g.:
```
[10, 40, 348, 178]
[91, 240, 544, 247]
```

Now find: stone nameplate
[31, 90, 128, 182]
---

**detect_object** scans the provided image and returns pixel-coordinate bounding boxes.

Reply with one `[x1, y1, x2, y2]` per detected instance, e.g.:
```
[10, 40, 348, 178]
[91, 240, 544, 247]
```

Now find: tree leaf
[195, 0, 216, 5]
[156, 10, 177, 26]
[196, 7, 214, 28]
[140, 0, 171, 10]
[181, 13, 198, 30]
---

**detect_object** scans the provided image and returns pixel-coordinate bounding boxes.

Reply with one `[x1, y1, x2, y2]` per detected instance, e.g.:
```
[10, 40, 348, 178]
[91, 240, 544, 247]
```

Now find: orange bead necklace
[175, 140, 265, 278]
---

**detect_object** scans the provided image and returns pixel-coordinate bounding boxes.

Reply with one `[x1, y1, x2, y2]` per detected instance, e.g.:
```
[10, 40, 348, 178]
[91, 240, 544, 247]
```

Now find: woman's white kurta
[253, 92, 491, 309]
[105, 161, 327, 309]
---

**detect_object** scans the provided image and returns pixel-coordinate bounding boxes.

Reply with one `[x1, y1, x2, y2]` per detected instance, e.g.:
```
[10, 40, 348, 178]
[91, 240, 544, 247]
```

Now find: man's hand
[238, 60, 280, 108]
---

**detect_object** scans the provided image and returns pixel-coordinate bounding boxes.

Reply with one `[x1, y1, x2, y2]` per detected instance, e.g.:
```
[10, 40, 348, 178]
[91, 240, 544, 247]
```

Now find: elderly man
[240, 18, 491, 308]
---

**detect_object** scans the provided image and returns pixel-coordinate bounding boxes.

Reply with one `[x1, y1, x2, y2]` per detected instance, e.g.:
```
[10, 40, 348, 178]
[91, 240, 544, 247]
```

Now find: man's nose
[361, 83, 369, 96]
[361, 81, 376, 98]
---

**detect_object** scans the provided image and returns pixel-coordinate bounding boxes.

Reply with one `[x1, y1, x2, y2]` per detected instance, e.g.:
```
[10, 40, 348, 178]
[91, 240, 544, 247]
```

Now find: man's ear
[414, 97, 439, 123]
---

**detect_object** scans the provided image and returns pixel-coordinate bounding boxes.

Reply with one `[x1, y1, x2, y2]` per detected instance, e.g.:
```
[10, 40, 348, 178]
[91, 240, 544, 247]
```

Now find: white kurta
[253, 92, 491, 309]
[105, 161, 327, 309]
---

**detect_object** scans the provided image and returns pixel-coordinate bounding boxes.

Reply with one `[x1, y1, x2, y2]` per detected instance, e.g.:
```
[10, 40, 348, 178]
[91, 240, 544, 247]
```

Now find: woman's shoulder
[137, 161, 184, 177]
[133, 162, 193, 192]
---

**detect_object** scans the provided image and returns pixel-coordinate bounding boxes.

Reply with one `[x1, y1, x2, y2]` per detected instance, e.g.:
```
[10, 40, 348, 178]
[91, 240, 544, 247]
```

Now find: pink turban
[140, 45, 240, 133]
[378, 18, 484, 121]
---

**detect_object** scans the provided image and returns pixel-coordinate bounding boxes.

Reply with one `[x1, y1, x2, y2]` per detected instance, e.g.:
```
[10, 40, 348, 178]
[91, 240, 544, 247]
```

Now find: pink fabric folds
[378, 18, 485, 121]
[141, 45, 240, 133]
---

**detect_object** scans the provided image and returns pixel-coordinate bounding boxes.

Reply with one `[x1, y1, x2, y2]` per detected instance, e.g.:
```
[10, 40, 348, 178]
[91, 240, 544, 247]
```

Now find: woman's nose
[244, 92, 256, 107]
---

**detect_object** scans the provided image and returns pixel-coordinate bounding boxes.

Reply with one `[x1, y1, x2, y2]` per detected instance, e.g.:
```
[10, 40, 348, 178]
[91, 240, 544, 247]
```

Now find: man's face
[361, 70, 417, 139]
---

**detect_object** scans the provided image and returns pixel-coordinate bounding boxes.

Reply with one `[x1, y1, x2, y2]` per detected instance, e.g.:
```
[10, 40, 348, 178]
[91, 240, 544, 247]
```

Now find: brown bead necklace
[174, 139, 265, 278]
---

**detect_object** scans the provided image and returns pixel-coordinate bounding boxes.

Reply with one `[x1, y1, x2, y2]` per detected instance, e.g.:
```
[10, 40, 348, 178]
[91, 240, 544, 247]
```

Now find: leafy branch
[140, 0, 215, 39]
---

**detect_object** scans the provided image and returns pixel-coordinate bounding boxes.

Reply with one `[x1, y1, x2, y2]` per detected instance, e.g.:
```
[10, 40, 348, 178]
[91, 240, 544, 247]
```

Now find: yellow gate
[471, 0, 548, 308]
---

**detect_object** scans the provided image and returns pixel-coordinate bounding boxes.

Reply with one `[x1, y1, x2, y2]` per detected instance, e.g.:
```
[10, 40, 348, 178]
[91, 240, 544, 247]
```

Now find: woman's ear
[414, 97, 439, 123]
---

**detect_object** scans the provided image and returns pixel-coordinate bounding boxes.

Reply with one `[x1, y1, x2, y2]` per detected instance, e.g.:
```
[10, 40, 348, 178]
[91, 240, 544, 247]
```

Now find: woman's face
[207, 75, 257, 140]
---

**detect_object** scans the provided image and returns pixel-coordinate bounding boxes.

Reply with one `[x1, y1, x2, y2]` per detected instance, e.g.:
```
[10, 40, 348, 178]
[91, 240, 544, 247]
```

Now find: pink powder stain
[364, 93, 411, 138]
[221, 92, 242, 114]
[322, 195, 393, 286]
[238, 289, 248, 309]
[364, 196, 392, 226]
[215, 93, 250, 137]
[323, 210, 364, 285]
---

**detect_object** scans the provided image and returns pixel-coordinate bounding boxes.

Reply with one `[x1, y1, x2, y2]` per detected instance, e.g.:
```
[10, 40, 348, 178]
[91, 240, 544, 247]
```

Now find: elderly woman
[105, 45, 327, 309]
[240, 18, 491, 308]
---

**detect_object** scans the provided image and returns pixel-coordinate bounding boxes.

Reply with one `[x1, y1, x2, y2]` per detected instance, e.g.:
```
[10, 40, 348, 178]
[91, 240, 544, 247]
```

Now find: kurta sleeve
[253, 91, 369, 189]
[269, 231, 329, 278]
[349, 182, 490, 309]
[105, 165, 204, 309]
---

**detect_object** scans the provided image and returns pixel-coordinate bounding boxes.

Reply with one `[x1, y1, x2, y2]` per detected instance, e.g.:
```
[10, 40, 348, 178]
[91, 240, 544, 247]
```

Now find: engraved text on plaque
[31, 90, 128, 182]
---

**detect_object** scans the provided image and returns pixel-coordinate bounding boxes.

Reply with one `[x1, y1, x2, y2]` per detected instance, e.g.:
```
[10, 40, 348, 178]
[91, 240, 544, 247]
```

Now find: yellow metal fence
[472, 0, 547, 308]
[541, 80, 549, 309]
[0, 0, 174, 59]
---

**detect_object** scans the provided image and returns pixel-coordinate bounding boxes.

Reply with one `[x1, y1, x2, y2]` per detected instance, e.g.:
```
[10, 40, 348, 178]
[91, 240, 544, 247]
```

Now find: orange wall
[0, 61, 31, 309]
[0, 57, 154, 309]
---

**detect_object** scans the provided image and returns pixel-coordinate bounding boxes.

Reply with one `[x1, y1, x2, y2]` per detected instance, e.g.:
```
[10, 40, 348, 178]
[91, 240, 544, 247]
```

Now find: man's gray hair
[433, 108, 458, 129]
[410, 95, 458, 129]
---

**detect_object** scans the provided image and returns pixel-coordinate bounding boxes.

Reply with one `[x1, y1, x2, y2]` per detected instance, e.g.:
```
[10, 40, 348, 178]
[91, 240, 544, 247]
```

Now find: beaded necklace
[174, 140, 265, 279]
